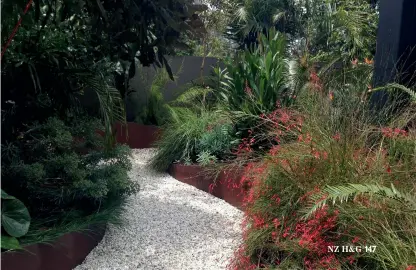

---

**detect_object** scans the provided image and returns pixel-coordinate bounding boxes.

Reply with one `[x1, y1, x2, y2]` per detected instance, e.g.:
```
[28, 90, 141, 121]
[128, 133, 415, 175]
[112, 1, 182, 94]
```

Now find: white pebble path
[75, 148, 243, 270]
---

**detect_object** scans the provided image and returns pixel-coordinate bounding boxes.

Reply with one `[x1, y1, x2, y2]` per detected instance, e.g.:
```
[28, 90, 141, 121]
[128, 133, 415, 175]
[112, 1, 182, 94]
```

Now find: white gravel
[75, 148, 243, 270]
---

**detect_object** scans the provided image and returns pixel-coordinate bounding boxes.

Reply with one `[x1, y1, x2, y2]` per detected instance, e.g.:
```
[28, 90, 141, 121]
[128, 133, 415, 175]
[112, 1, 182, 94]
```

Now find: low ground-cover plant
[227, 65, 416, 269]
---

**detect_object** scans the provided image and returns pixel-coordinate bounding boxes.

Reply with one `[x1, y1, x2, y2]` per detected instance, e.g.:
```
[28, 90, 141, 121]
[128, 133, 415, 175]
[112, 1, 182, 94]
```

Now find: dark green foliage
[19, 195, 127, 247]
[1, 11, 126, 150]
[196, 124, 237, 156]
[1, 0, 207, 86]
[134, 68, 171, 126]
[226, 0, 378, 60]
[1, 116, 138, 226]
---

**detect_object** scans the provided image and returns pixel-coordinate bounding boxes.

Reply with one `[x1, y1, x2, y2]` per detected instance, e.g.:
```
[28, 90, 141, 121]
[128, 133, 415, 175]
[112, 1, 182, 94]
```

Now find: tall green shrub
[216, 29, 293, 116]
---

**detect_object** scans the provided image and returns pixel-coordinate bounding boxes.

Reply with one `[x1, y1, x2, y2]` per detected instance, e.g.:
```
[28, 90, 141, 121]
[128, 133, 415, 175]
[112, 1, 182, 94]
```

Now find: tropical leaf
[1, 235, 21, 250]
[1, 189, 15, 200]
[1, 190, 31, 238]
[78, 72, 126, 149]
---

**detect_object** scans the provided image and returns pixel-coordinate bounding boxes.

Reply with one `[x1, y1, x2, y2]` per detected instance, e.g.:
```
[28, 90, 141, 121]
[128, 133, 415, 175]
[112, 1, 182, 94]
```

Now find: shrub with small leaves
[1, 116, 138, 223]
[196, 123, 238, 157]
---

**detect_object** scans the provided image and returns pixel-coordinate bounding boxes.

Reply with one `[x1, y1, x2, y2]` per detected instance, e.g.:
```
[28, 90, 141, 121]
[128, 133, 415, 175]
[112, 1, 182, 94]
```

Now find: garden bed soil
[1, 225, 106, 270]
[168, 163, 247, 209]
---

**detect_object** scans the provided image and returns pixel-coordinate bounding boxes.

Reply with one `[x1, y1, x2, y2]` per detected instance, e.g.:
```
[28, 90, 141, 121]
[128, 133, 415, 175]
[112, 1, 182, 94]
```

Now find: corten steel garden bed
[168, 163, 248, 209]
[94, 122, 161, 149]
[112, 122, 161, 149]
[1, 225, 106, 270]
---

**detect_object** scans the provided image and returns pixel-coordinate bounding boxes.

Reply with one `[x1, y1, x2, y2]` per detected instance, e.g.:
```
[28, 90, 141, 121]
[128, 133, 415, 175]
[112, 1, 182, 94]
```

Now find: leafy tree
[225, 0, 378, 60]
[182, 0, 236, 59]
[1, 0, 205, 242]
[1, 0, 208, 98]
[225, 0, 303, 49]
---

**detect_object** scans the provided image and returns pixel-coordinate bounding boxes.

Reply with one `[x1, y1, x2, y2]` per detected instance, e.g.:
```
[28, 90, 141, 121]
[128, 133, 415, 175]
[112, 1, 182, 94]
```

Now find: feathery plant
[170, 85, 216, 108]
[304, 183, 416, 270]
[370, 83, 416, 103]
[196, 151, 218, 166]
[303, 183, 416, 220]
[151, 81, 237, 171]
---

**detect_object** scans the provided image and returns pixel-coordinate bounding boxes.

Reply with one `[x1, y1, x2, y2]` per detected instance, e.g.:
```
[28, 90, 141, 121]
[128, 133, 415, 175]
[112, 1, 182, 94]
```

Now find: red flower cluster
[332, 132, 341, 141]
[381, 127, 408, 138]
[309, 70, 322, 91]
[261, 108, 303, 145]
[235, 136, 255, 154]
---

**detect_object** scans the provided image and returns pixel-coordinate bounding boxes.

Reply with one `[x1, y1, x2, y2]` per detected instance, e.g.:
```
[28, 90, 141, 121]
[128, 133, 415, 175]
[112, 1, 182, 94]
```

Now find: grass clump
[151, 104, 238, 171]
[228, 63, 416, 270]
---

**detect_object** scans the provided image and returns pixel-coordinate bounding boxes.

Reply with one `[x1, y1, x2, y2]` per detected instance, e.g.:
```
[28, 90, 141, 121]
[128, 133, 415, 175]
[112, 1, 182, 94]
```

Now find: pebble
[75, 148, 243, 270]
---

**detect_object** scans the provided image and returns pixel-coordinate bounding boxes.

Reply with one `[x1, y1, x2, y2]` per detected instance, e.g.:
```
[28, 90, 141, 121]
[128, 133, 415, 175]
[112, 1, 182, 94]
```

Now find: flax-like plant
[216, 28, 293, 116]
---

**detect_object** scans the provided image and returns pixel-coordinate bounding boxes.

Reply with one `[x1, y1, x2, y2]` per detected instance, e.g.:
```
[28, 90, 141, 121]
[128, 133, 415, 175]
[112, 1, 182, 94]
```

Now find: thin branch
[1, 0, 34, 61]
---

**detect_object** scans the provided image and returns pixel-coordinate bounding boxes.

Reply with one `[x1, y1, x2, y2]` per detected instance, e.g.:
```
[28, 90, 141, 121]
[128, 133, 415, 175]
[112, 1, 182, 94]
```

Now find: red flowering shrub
[227, 96, 415, 269]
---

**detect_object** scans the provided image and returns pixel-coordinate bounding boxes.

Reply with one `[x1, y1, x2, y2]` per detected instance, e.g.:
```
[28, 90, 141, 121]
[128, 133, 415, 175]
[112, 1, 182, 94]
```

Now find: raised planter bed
[1, 225, 106, 270]
[96, 122, 161, 149]
[168, 163, 247, 209]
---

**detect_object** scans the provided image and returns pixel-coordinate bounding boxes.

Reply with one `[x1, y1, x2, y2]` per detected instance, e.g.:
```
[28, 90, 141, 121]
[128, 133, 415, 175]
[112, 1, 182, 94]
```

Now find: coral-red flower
[273, 218, 281, 228]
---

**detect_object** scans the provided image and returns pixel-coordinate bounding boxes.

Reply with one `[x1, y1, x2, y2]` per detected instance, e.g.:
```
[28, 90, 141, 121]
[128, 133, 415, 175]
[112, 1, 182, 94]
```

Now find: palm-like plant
[226, 0, 378, 60]
[226, 0, 302, 48]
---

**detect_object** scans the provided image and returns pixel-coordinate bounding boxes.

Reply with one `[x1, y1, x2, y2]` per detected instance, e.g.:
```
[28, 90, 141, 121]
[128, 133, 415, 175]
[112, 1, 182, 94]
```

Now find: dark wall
[371, 0, 416, 109]
[78, 56, 223, 121]
[373, 0, 416, 86]
[126, 56, 223, 121]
